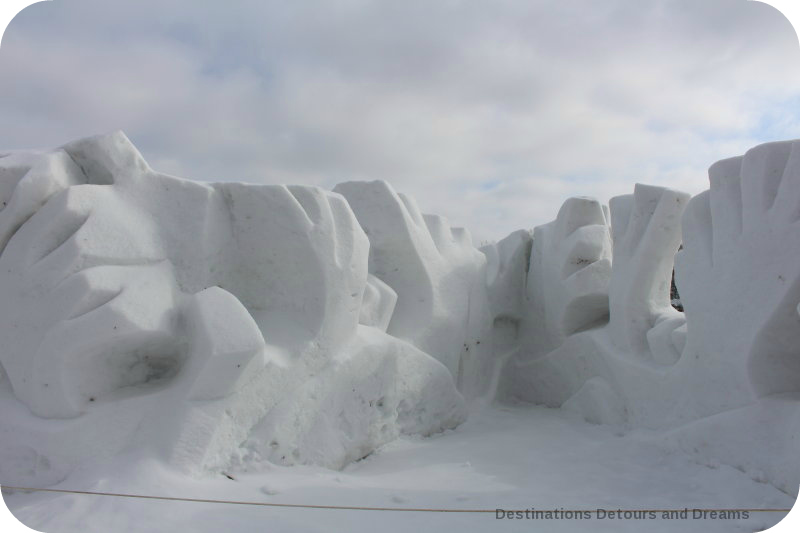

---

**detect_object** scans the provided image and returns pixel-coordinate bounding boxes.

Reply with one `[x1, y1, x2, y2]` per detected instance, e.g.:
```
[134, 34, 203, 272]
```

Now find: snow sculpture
[0, 150, 85, 252]
[524, 196, 612, 358]
[496, 139, 800, 495]
[481, 230, 532, 356]
[607, 185, 690, 363]
[501, 184, 688, 412]
[0, 132, 465, 482]
[182, 287, 268, 402]
[244, 327, 466, 470]
[0, 131, 370, 418]
[674, 140, 800, 414]
[333, 181, 442, 358]
[496, 196, 613, 409]
[18, 262, 183, 418]
[358, 274, 397, 332]
[6, 129, 800, 497]
[334, 181, 495, 398]
[482, 230, 532, 323]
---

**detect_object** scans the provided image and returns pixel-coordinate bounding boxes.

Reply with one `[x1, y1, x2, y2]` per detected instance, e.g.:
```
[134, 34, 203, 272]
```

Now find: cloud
[1, 0, 799, 241]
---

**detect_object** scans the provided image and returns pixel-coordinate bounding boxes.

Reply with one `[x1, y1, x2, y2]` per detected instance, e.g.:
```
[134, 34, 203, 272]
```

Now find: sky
[1, 0, 800, 242]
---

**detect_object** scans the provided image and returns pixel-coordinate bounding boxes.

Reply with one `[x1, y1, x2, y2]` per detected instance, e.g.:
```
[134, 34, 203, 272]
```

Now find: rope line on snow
[1, 486, 793, 514]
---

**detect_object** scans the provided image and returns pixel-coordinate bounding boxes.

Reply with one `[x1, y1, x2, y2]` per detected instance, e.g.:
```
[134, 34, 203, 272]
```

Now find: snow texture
[607, 184, 690, 358]
[334, 180, 495, 399]
[523, 196, 612, 358]
[2, 131, 799, 502]
[498, 139, 800, 496]
[480, 230, 532, 354]
[358, 274, 397, 332]
[0, 132, 466, 484]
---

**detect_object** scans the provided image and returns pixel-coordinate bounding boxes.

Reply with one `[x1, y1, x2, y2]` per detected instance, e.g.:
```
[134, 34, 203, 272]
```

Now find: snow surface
[2, 131, 800, 531]
[334, 180, 495, 399]
[500, 141, 800, 498]
[2, 405, 794, 533]
[0, 132, 467, 482]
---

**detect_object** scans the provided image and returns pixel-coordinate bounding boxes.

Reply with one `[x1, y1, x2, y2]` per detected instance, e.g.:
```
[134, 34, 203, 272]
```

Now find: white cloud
[1, 0, 799, 241]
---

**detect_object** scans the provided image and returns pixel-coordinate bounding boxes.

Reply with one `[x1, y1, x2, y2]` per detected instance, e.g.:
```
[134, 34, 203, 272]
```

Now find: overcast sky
[2, 0, 799, 242]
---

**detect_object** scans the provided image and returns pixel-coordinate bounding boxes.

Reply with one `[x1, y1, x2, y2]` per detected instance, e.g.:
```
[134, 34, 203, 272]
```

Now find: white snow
[1, 131, 800, 532]
[334, 180, 495, 399]
[182, 286, 268, 402]
[2, 404, 794, 533]
[358, 274, 397, 332]
[523, 196, 612, 357]
[0, 132, 466, 484]
[499, 139, 800, 502]
[607, 184, 689, 358]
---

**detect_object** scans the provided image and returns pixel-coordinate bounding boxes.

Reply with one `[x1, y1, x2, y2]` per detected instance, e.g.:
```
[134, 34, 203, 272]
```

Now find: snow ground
[3, 402, 793, 533]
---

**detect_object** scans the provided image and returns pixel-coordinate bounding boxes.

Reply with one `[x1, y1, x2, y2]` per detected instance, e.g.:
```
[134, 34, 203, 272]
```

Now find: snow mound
[4, 131, 800, 500]
[183, 286, 268, 402]
[0, 131, 465, 484]
[334, 180, 496, 399]
[482, 230, 532, 325]
[244, 327, 465, 470]
[498, 139, 800, 495]
[480, 230, 532, 359]
[358, 274, 397, 332]
[524, 196, 612, 358]
[675, 140, 800, 412]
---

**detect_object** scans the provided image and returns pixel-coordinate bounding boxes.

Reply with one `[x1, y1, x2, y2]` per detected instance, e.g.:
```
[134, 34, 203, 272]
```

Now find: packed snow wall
[334, 181, 495, 399]
[2, 131, 799, 497]
[0, 131, 485, 486]
[497, 139, 800, 495]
